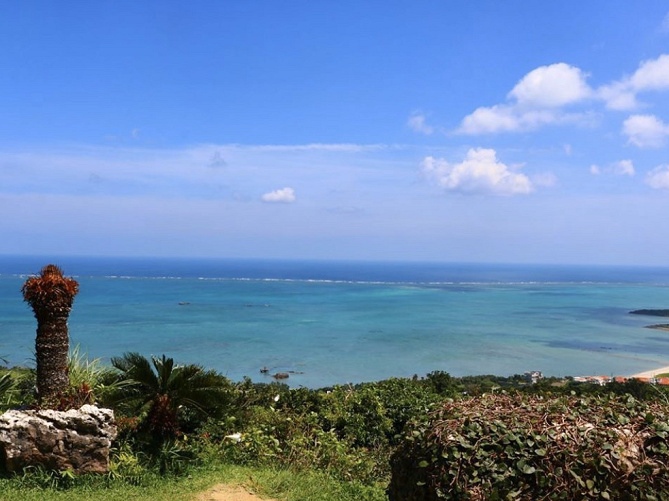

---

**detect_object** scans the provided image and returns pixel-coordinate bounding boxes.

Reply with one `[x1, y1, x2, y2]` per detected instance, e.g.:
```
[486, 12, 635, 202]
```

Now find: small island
[630, 309, 669, 317]
[629, 310, 669, 330]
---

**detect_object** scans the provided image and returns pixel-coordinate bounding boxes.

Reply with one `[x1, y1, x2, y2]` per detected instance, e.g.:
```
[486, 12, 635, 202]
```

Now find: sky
[2, 2, 669, 265]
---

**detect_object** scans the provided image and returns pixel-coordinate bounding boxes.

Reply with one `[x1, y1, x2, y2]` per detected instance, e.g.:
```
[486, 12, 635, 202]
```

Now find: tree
[22, 264, 79, 403]
[111, 352, 231, 439]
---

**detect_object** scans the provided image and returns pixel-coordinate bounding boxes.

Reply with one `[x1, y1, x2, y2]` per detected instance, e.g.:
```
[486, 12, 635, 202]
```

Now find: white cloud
[597, 81, 639, 111]
[407, 112, 434, 135]
[623, 114, 669, 148]
[614, 160, 635, 176]
[590, 160, 635, 176]
[508, 63, 592, 108]
[458, 105, 593, 134]
[630, 54, 669, 91]
[422, 148, 533, 196]
[646, 165, 669, 189]
[261, 187, 296, 203]
[458, 63, 593, 134]
[458, 55, 669, 136]
[458, 105, 521, 134]
[599, 54, 669, 110]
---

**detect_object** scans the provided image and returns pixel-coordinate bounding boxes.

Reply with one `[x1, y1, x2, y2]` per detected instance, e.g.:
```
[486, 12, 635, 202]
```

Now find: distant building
[524, 371, 543, 384]
[573, 375, 611, 386]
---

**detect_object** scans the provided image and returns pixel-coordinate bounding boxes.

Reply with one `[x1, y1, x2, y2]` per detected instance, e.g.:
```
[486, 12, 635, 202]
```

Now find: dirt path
[194, 483, 279, 501]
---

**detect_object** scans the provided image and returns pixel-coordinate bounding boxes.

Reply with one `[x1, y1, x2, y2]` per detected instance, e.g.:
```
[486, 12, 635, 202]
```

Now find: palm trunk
[34, 313, 71, 400]
[22, 265, 79, 404]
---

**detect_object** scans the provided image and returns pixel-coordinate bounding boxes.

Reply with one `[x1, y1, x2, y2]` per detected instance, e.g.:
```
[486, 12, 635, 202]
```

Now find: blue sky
[2, 2, 669, 265]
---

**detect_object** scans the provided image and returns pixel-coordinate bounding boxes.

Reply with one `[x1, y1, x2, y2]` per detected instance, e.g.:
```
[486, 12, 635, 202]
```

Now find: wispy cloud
[590, 159, 635, 176]
[407, 112, 434, 135]
[646, 165, 669, 189]
[663, 12, 669, 33]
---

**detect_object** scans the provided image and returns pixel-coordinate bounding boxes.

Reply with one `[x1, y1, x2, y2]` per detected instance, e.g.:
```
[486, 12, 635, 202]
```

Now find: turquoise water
[2, 256, 669, 388]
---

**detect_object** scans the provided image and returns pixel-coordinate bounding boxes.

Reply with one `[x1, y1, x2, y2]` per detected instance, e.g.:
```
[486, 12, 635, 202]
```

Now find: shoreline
[631, 365, 669, 379]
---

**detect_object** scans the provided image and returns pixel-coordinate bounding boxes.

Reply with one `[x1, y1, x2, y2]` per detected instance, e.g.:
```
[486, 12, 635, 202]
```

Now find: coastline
[631, 365, 669, 378]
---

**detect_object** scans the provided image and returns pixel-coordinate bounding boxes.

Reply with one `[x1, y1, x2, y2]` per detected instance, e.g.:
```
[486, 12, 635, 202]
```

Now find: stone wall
[0, 405, 117, 473]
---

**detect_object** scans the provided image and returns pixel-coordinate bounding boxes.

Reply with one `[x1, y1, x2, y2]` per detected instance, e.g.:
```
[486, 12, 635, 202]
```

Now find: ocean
[2, 255, 669, 388]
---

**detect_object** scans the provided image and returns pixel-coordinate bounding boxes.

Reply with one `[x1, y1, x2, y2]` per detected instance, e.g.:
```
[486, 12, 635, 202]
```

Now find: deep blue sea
[2, 255, 669, 388]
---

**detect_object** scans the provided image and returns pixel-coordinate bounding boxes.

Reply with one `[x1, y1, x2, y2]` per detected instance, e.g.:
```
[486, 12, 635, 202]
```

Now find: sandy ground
[194, 484, 279, 501]
[631, 365, 669, 378]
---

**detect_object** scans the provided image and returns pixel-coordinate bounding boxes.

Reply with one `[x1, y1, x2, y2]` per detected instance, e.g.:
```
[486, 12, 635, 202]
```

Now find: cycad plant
[22, 264, 79, 403]
[111, 352, 231, 439]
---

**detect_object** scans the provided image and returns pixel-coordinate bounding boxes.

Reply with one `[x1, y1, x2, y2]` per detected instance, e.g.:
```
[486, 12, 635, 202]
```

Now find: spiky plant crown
[22, 264, 79, 316]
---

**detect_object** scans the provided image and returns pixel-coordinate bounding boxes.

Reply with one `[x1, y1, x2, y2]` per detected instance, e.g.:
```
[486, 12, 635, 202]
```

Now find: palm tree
[22, 264, 79, 403]
[111, 352, 231, 439]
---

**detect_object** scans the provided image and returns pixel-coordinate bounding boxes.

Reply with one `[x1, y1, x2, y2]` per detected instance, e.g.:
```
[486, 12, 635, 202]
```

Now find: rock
[0, 405, 117, 474]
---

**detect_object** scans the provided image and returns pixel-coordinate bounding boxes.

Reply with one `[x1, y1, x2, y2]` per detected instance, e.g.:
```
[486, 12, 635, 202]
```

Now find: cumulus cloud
[623, 114, 669, 148]
[599, 54, 669, 110]
[458, 55, 669, 135]
[422, 148, 533, 196]
[646, 165, 669, 189]
[590, 160, 635, 176]
[261, 187, 296, 203]
[458, 63, 593, 134]
[407, 112, 434, 135]
[508, 63, 592, 108]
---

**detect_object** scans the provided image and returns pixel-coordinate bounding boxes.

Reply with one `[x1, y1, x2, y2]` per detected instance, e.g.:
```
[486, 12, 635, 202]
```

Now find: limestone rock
[0, 405, 117, 473]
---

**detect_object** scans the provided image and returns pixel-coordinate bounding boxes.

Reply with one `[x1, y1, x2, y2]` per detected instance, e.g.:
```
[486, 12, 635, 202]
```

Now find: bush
[389, 393, 669, 500]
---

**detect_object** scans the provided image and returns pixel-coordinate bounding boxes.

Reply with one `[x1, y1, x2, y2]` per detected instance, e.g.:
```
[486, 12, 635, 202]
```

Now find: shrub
[389, 393, 669, 500]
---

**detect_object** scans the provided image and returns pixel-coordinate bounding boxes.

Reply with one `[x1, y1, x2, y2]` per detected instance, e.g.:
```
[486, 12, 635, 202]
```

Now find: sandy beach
[631, 365, 669, 378]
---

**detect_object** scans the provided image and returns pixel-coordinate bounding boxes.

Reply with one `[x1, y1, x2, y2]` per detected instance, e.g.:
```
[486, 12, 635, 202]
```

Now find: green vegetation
[0, 463, 386, 501]
[2, 357, 669, 500]
[389, 392, 669, 500]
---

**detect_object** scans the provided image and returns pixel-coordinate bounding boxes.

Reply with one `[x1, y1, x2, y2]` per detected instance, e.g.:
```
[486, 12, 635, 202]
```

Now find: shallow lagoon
[2, 256, 669, 387]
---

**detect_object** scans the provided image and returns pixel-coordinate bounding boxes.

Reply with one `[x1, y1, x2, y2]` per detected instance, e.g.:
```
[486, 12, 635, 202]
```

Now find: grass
[0, 463, 388, 501]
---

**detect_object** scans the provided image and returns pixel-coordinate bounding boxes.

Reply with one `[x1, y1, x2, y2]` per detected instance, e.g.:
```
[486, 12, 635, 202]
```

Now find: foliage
[111, 352, 233, 440]
[388, 392, 669, 500]
[66, 345, 127, 407]
[0, 366, 35, 409]
[0, 374, 16, 412]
